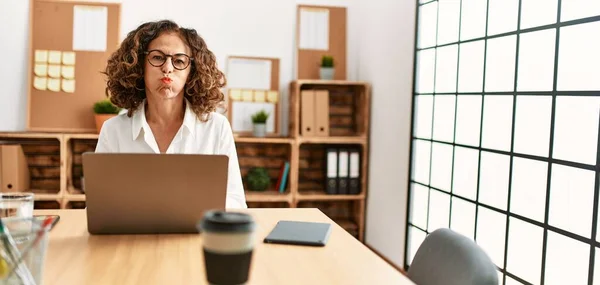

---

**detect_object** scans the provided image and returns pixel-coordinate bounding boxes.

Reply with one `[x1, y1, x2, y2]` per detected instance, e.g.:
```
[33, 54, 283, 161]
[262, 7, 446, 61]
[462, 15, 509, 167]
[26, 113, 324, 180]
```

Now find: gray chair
[407, 228, 499, 285]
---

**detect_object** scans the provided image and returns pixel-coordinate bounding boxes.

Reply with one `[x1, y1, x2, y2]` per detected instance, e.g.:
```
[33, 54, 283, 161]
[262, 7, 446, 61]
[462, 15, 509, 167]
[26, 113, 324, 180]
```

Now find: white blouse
[94, 100, 247, 209]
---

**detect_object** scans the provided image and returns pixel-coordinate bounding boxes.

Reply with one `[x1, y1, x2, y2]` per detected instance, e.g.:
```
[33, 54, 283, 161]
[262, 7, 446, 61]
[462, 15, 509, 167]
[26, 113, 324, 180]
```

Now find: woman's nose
[161, 57, 174, 73]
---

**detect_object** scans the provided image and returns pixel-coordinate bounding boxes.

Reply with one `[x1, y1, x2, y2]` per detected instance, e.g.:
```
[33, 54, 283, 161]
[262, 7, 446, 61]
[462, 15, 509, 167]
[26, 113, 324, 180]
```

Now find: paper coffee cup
[198, 211, 256, 285]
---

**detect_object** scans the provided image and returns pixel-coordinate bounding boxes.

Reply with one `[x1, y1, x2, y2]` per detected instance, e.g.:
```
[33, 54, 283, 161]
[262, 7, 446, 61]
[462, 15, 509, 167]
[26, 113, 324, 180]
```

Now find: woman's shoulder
[104, 112, 131, 127]
[201, 111, 230, 127]
[197, 112, 233, 138]
[99, 112, 132, 134]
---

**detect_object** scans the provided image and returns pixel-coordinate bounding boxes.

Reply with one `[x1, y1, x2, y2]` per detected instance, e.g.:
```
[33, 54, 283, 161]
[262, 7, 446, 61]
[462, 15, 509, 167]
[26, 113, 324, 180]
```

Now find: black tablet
[263, 220, 332, 246]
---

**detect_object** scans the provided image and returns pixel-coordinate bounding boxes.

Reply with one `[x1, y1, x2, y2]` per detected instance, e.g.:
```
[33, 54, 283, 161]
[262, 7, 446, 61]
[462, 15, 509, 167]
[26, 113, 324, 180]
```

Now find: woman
[96, 20, 247, 209]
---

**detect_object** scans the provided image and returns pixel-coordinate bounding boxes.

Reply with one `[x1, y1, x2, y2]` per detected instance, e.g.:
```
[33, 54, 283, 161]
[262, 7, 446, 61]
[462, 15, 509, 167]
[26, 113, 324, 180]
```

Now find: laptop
[82, 153, 229, 235]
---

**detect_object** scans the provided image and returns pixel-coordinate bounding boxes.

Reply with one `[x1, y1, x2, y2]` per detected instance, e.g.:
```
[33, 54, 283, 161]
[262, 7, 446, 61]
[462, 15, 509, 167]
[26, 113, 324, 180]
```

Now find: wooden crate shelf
[32, 191, 61, 201]
[246, 191, 291, 203]
[247, 201, 290, 208]
[65, 193, 86, 201]
[298, 136, 367, 145]
[0, 80, 371, 242]
[66, 137, 96, 194]
[297, 200, 363, 240]
[66, 201, 86, 209]
[0, 132, 62, 140]
[65, 133, 99, 140]
[0, 135, 63, 195]
[298, 143, 365, 196]
[34, 200, 61, 209]
[296, 191, 365, 201]
[237, 142, 292, 194]
[234, 136, 294, 144]
[290, 80, 370, 138]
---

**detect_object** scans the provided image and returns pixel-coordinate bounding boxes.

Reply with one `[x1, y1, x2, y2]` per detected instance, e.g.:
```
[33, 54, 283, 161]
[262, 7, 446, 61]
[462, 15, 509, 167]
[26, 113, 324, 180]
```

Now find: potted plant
[246, 167, 270, 191]
[251, 110, 269, 137]
[320, 55, 335, 80]
[93, 99, 120, 134]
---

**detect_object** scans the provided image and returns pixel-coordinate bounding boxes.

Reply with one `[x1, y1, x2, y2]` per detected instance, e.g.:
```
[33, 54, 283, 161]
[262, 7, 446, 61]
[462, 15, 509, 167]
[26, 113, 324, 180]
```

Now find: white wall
[357, 0, 416, 268]
[0, 0, 416, 269]
[0, 0, 31, 131]
[0, 0, 359, 133]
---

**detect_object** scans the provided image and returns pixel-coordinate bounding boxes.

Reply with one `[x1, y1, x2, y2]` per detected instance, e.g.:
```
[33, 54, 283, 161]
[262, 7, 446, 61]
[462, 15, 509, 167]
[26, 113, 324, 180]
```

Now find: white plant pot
[253, 123, 267, 137]
[320, 67, 335, 80]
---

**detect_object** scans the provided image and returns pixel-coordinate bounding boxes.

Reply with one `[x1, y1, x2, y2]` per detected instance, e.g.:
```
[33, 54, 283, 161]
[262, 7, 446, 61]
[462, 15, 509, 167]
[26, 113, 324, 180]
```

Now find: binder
[325, 148, 338, 194]
[278, 162, 290, 193]
[349, 149, 360, 194]
[314, 90, 329, 137]
[301, 90, 316, 136]
[0, 145, 30, 192]
[275, 162, 287, 192]
[337, 149, 349, 195]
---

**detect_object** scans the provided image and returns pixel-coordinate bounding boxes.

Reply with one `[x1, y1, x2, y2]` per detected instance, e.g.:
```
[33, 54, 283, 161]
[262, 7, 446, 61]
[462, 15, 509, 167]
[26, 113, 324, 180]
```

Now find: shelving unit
[0, 80, 371, 241]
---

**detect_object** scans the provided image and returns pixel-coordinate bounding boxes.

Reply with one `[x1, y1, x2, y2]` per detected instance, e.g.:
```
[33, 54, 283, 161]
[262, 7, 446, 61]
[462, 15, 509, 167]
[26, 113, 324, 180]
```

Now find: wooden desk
[37, 208, 414, 285]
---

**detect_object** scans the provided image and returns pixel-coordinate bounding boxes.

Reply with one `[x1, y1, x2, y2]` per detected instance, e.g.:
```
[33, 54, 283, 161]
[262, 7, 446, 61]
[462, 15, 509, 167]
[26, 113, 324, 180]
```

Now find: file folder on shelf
[0, 145, 30, 192]
[349, 149, 360, 194]
[314, 90, 330, 136]
[325, 148, 337, 194]
[337, 149, 349, 195]
[301, 90, 316, 136]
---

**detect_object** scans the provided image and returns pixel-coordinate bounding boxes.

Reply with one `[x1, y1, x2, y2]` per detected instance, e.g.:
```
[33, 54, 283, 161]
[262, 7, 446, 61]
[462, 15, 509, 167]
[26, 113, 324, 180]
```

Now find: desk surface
[37, 208, 414, 285]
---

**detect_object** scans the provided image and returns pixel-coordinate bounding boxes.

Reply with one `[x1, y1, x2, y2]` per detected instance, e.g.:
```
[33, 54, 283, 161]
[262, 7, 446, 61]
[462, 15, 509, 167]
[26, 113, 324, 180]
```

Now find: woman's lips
[161, 77, 172, 84]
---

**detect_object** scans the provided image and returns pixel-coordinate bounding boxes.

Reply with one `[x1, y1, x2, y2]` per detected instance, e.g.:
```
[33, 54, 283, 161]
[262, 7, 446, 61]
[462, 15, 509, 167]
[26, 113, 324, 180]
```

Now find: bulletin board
[226, 56, 280, 91]
[227, 89, 280, 136]
[27, 0, 121, 132]
[296, 5, 347, 80]
[225, 56, 281, 136]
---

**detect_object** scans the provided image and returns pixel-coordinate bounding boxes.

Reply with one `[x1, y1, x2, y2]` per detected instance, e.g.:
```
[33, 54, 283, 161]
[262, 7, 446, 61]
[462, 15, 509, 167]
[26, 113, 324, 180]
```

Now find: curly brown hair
[103, 20, 226, 121]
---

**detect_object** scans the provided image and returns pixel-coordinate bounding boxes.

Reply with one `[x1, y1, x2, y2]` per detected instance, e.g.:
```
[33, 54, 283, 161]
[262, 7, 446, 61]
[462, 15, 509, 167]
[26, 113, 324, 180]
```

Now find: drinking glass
[0, 216, 51, 285]
[0, 193, 34, 219]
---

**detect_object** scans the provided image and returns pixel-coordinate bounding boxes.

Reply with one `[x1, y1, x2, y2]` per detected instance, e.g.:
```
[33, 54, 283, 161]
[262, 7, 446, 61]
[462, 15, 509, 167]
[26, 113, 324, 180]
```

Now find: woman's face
[143, 32, 192, 100]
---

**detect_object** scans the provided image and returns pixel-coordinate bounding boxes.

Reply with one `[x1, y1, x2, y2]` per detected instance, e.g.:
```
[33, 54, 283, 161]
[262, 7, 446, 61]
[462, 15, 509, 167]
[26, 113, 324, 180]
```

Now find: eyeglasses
[144, 50, 193, 70]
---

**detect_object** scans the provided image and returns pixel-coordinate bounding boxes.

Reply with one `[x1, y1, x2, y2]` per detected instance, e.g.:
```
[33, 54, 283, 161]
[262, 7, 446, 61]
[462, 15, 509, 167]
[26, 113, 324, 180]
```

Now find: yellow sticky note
[62, 79, 75, 93]
[267, 91, 279, 103]
[34, 64, 47, 77]
[47, 78, 60, 92]
[62, 52, 76, 65]
[241, 90, 253, 101]
[254, 91, 266, 102]
[229, 89, 242, 101]
[33, 77, 47, 91]
[35, 50, 48, 63]
[47, 65, 61, 78]
[48, 51, 62, 64]
[61, 66, 75, 79]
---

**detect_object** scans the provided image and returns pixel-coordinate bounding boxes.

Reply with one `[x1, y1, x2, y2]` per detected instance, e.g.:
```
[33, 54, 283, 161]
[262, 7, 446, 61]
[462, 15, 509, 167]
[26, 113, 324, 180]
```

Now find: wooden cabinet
[0, 80, 371, 241]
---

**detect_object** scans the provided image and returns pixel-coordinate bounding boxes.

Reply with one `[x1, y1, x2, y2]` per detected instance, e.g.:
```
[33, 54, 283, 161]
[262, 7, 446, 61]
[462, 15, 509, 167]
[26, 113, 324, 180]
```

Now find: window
[407, 1, 600, 284]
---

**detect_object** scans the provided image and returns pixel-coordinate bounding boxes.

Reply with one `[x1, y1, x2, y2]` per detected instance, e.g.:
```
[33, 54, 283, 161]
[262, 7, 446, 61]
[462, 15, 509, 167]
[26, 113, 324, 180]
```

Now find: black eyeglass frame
[143, 49, 194, 70]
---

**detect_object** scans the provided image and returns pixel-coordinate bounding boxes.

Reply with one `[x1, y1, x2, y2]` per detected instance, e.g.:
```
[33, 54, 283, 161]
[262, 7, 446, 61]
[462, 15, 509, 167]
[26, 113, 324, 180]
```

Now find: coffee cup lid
[198, 210, 255, 233]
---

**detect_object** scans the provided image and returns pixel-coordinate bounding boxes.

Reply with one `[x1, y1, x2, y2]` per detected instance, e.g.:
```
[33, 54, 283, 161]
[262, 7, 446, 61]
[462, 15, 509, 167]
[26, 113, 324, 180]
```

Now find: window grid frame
[414, 137, 595, 171]
[447, 0, 463, 235]
[410, 182, 600, 253]
[405, 0, 600, 284]
[416, 91, 599, 96]
[540, 0, 562, 283]
[423, 0, 440, 236]
[416, 15, 600, 53]
[501, 0, 523, 282]
[591, 104, 600, 285]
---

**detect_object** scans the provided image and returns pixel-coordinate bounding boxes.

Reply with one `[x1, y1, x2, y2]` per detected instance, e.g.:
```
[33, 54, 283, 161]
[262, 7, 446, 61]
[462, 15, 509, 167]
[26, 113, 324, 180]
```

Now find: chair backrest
[407, 228, 499, 285]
